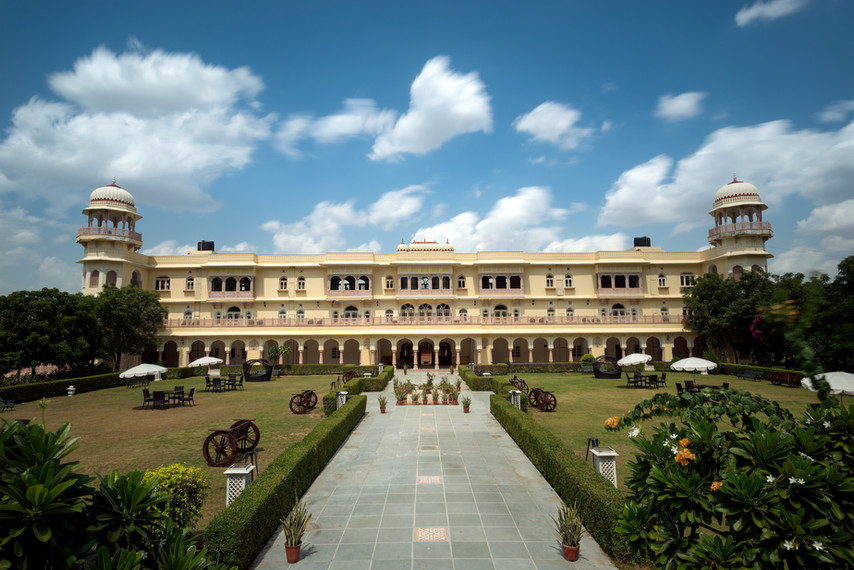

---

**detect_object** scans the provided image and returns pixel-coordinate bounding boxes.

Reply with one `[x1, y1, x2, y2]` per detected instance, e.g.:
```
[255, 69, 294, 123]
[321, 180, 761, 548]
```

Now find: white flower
[670, 445, 679, 454]
[628, 427, 640, 438]
[663, 441, 671, 448]
[789, 477, 804, 485]
[796, 478, 805, 485]
[804, 417, 811, 425]
[798, 452, 814, 462]
[670, 434, 678, 439]
[823, 421, 831, 428]
[766, 474, 775, 483]
[783, 540, 796, 551]
[813, 541, 825, 551]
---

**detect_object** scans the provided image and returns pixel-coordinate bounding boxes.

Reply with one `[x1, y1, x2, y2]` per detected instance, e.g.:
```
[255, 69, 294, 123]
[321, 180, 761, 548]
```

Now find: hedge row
[321, 366, 393, 416]
[0, 372, 122, 403]
[489, 395, 633, 563]
[204, 394, 367, 569]
[458, 366, 527, 412]
[717, 362, 806, 379]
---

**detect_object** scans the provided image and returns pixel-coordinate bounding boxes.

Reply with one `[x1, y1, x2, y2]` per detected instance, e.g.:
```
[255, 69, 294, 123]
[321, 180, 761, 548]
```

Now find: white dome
[712, 178, 765, 209]
[89, 182, 135, 208]
[396, 241, 409, 252]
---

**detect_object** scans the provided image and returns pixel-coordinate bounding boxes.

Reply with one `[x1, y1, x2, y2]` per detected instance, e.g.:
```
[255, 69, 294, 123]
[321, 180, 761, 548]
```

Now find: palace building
[76, 178, 772, 369]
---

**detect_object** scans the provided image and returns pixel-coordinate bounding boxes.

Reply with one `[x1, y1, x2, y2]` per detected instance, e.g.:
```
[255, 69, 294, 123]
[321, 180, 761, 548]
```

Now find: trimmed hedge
[459, 366, 527, 412]
[0, 372, 122, 403]
[502, 362, 583, 373]
[205, 394, 367, 569]
[490, 395, 633, 563]
[321, 366, 393, 416]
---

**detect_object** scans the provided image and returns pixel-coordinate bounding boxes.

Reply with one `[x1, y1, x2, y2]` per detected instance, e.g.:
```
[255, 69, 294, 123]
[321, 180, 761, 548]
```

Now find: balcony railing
[163, 314, 683, 328]
[396, 288, 454, 296]
[327, 289, 373, 297]
[477, 288, 524, 296]
[77, 226, 142, 241]
[708, 221, 772, 239]
[207, 290, 254, 299]
[596, 287, 643, 296]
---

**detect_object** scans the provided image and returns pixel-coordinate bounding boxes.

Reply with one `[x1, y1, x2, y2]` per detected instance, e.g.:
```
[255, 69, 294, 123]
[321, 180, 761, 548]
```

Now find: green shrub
[143, 464, 208, 531]
[205, 395, 367, 569]
[580, 353, 595, 366]
[490, 396, 632, 563]
[0, 372, 122, 403]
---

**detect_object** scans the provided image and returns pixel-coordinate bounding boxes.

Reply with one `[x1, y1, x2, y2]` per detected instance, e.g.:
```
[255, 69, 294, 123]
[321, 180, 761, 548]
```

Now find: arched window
[566, 307, 575, 317]
[432, 276, 440, 289]
[89, 270, 100, 288]
[611, 304, 626, 316]
[297, 277, 305, 290]
[457, 275, 466, 288]
[155, 277, 170, 291]
[496, 276, 507, 289]
[708, 265, 718, 274]
[225, 277, 237, 292]
[385, 309, 394, 319]
[215, 311, 222, 320]
[239, 277, 251, 291]
[184, 276, 194, 290]
[459, 308, 468, 318]
[494, 305, 508, 317]
[344, 276, 356, 290]
[564, 274, 573, 288]
[482, 275, 493, 289]
[358, 276, 369, 290]
[680, 273, 695, 287]
[614, 275, 626, 288]
[278, 310, 287, 319]
[482, 309, 490, 318]
[410, 277, 418, 290]
[183, 310, 193, 320]
[400, 276, 408, 289]
[279, 277, 288, 290]
[660, 306, 669, 316]
[547, 307, 555, 318]
[330, 276, 341, 290]
[296, 309, 305, 319]
[442, 276, 451, 289]
[131, 271, 142, 288]
[385, 275, 394, 289]
[658, 274, 667, 287]
[421, 277, 430, 289]
[106, 271, 117, 286]
[331, 310, 339, 319]
[226, 306, 241, 319]
[401, 304, 415, 317]
[437, 304, 450, 317]
[344, 306, 359, 318]
[212, 277, 223, 291]
[419, 303, 433, 316]
[546, 274, 554, 288]
[510, 275, 521, 289]
[628, 275, 639, 288]
[600, 275, 612, 288]
[732, 266, 743, 281]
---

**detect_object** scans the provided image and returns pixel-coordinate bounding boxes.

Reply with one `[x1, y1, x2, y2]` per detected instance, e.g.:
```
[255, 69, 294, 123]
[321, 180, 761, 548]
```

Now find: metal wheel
[203, 431, 238, 467]
[517, 379, 529, 394]
[306, 390, 318, 409]
[342, 370, 358, 384]
[528, 388, 543, 408]
[290, 394, 309, 414]
[539, 391, 557, 412]
[230, 420, 260, 451]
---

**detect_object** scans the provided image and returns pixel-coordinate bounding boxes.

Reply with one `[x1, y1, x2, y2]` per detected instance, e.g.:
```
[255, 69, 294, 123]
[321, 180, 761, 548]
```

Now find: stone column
[548, 346, 554, 363]
[433, 345, 439, 370]
[455, 347, 461, 368]
[298, 347, 304, 365]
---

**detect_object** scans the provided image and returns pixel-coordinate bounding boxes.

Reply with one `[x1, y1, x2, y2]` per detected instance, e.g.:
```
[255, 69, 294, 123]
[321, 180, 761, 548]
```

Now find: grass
[6, 374, 334, 529]
[519, 371, 819, 490]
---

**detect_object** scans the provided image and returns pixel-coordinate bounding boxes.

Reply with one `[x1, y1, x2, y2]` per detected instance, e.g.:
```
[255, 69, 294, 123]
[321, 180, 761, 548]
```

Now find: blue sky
[1, 0, 853, 294]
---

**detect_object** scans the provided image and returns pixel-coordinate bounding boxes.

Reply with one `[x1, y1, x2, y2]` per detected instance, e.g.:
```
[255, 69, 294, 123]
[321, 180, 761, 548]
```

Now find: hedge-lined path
[251, 371, 616, 569]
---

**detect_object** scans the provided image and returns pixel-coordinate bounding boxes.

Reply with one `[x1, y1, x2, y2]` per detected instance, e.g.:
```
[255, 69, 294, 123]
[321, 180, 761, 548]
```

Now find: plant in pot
[553, 500, 583, 561]
[281, 495, 312, 563]
[461, 395, 471, 413]
[394, 384, 407, 405]
[431, 390, 439, 405]
[378, 395, 388, 413]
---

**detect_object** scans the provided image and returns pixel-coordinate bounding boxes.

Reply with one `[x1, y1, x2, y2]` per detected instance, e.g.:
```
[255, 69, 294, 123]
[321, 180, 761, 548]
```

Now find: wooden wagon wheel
[230, 420, 260, 452]
[290, 393, 309, 414]
[539, 391, 557, 412]
[528, 388, 543, 408]
[342, 370, 358, 384]
[305, 390, 318, 409]
[203, 431, 238, 467]
[517, 379, 529, 394]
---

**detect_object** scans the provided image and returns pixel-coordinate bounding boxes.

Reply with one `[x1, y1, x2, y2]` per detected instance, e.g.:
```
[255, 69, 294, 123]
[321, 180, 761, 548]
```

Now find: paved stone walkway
[251, 372, 616, 569]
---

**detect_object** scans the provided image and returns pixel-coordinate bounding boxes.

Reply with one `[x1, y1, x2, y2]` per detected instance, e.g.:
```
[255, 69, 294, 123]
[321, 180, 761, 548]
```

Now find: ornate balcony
[708, 221, 773, 240]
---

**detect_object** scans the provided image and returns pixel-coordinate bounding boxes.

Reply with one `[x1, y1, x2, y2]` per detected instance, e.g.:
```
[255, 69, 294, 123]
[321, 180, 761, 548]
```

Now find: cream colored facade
[77, 178, 772, 368]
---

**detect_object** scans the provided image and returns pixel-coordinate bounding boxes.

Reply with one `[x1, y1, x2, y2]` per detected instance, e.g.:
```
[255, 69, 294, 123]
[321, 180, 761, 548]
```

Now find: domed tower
[707, 176, 773, 276]
[76, 179, 144, 293]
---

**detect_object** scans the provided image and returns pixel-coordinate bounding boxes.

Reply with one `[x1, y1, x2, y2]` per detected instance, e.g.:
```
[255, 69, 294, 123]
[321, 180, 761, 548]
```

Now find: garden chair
[675, 383, 684, 395]
[141, 389, 153, 409]
[151, 391, 167, 410]
[211, 378, 223, 392]
[658, 372, 667, 387]
[179, 387, 195, 406]
[685, 380, 698, 393]
[722, 382, 730, 390]
[204, 376, 213, 391]
[235, 376, 244, 390]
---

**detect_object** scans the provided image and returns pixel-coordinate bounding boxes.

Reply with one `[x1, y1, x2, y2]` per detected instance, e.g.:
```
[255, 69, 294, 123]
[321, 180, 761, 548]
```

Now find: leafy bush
[205, 395, 367, 569]
[606, 391, 854, 568]
[0, 372, 122, 403]
[490, 396, 632, 562]
[580, 353, 595, 366]
[143, 464, 208, 531]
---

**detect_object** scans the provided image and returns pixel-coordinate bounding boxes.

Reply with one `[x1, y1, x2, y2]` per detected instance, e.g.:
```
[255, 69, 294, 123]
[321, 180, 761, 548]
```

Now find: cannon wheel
[517, 379, 529, 394]
[290, 394, 309, 414]
[342, 370, 358, 384]
[203, 431, 238, 467]
[230, 420, 260, 452]
[306, 390, 318, 409]
[528, 388, 543, 408]
[539, 391, 557, 412]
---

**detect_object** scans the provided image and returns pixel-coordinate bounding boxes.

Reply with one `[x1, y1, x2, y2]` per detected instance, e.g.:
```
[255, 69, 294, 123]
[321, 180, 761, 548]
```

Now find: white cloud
[219, 242, 256, 253]
[598, 119, 854, 228]
[735, 0, 810, 27]
[543, 233, 630, 252]
[0, 47, 274, 212]
[368, 185, 428, 230]
[312, 99, 396, 143]
[768, 245, 839, 275]
[817, 100, 854, 123]
[36, 256, 80, 292]
[796, 199, 854, 236]
[369, 56, 492, 161]
[513, 102, 595, 150]
[410, 187, 575, 252]
[654, 92, 707, 122]
[274, 115, 312, 158]
[141, 240, 195, 256]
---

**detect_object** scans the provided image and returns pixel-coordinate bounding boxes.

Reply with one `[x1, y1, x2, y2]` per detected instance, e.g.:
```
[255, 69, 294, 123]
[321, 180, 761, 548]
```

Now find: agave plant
[281, 495, 312, 547]
[553, 500, 583, 546]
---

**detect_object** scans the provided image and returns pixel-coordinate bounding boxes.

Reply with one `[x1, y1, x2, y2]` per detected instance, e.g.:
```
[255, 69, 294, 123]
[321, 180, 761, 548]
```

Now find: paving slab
[250, 371, 617, 569]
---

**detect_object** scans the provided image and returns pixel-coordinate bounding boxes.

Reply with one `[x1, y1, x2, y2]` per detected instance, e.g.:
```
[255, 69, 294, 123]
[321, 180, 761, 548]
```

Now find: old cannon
[342, 370, 359, 384]
[528, 387, 557, 412]
[202, 418, 260, 467]
[509, 375, 529, 394]
[289, 389, 318, 414]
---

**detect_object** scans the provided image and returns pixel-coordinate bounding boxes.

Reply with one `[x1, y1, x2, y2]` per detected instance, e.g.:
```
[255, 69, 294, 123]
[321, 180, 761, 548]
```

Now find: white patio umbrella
[801, 372, 854, 397]
[671, 357, 717, 379]
[617, 353, 652, 367]
[119, 363, 168, 378]
[188, 356, 224, 367]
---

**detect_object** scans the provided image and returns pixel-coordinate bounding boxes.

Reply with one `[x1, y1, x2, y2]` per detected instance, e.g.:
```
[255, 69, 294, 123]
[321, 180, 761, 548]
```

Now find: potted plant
[281, 495, 312, 563]
[403, 362, 408, 375]
[394, 384, 407, 405]
[431, 390, 439, 405]
[461, 395, 471, 413]
[378, 395, 388, 413]
[553, 500, 583, 561]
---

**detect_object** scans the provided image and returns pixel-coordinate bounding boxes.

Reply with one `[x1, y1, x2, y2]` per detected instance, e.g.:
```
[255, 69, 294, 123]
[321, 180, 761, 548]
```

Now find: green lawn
[7, 374, 334, 529]
[520, 371, 819, 491]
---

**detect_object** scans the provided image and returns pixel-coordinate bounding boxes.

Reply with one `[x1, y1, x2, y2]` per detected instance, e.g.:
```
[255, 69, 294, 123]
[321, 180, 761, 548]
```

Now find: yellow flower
[674, 448, 696, 466]
[679, 438, 691, 448]
[604, 416, 620, 429]
[710, 481, 722, 491]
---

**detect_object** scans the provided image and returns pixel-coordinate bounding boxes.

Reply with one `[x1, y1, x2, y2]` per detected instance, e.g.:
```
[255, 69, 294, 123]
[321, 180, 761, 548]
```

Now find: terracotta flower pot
[380, 406, 386, 413]
[285, 543, 301, 563]
[463, 407, 470, 413]
[562, 544, 579, 561]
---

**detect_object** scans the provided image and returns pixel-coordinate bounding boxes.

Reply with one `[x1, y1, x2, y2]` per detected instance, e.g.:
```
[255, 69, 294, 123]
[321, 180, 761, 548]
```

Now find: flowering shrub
[142, 463, 208, 531]
[607, 390, 854, 569]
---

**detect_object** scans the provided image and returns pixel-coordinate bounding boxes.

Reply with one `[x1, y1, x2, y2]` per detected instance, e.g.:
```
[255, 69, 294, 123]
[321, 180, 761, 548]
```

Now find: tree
[94, 285, 167, 370]
[811, 256, 854, 371]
